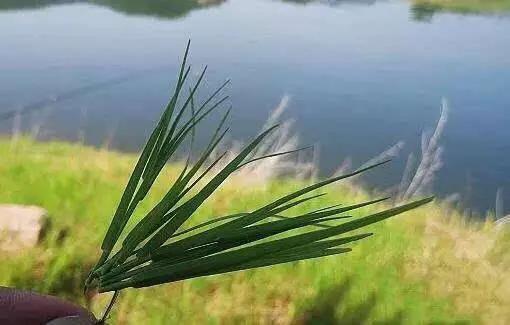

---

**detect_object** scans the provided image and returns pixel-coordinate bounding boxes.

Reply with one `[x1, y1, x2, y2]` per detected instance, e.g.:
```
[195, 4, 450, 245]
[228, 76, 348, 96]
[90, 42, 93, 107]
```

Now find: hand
[0, 287, 97, 325]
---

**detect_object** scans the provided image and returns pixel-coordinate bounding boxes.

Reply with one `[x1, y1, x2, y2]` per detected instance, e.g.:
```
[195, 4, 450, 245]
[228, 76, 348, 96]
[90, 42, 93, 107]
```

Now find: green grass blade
[136, 125, 280, 256]
[157, 196, 387, 256]
[98, 43, 193, 262]
[207, 248, 352, 275]
[101, 197, 431, 290]
[140, 48, 191, 184]
[117, 132, 230, 263]
[237, 146, 313, 169]
[145, 193, 328, 257]
[117, 126, 231, 261]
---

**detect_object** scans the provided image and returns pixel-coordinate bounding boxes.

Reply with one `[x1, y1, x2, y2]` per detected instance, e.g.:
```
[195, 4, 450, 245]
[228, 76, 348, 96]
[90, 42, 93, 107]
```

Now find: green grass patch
[412, 0, 510, 19]
[1, 138, 508, 324]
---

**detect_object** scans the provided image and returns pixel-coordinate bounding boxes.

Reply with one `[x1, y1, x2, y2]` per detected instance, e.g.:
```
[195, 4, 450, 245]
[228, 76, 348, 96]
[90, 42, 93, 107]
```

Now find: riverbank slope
[1, 138, 508, 324]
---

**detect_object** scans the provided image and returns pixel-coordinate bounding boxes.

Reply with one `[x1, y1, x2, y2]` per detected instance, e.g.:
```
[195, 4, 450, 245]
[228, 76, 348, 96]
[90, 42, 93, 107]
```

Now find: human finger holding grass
[0, 287, 96, 324]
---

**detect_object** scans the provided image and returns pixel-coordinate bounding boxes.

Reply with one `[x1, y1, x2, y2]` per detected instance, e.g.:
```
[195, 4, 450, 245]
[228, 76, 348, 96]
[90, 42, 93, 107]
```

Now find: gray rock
[0, 204, 47, 252]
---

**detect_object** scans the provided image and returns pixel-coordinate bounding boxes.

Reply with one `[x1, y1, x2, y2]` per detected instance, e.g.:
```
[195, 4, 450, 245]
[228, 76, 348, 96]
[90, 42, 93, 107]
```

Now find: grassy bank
[1, 138, 509, 324]
[412, 0, 510, 15]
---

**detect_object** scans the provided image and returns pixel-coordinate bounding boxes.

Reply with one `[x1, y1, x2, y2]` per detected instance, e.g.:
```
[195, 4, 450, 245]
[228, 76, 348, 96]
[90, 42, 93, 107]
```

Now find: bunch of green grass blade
[85, 42, 432, 302]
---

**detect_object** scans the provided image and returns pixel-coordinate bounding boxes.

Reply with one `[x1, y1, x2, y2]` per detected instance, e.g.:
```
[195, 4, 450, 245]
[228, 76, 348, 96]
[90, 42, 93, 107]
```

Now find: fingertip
[0, 287, 97, 325]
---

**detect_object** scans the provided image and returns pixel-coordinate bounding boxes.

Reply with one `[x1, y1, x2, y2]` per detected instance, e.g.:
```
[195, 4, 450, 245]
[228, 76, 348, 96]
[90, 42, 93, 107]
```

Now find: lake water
[1, 0, 509, 215]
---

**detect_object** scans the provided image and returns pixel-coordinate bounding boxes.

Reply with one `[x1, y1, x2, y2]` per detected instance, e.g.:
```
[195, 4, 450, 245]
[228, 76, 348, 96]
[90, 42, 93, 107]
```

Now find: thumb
[0, 287, 97, 325]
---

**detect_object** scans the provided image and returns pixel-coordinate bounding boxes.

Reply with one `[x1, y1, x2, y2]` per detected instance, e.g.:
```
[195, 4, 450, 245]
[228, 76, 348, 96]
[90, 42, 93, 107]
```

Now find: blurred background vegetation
[1, 138, 508, 324]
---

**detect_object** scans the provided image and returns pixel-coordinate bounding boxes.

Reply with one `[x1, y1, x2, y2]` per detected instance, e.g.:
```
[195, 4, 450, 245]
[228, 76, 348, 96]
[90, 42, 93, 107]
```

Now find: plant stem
[98, 290, 120, 324]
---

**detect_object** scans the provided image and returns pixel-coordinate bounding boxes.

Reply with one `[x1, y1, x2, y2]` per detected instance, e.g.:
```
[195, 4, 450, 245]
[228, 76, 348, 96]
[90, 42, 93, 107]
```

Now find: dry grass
[214, 95, 317, 185]
[403, 207, 510, 324]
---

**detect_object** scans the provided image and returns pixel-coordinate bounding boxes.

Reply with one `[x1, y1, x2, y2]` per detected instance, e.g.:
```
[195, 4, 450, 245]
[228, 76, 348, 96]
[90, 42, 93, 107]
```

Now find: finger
[0, 287, 97, 325]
